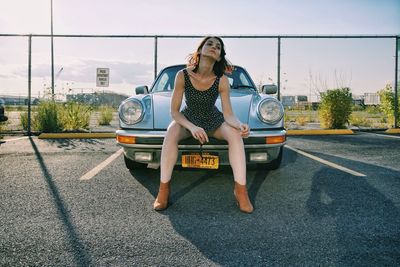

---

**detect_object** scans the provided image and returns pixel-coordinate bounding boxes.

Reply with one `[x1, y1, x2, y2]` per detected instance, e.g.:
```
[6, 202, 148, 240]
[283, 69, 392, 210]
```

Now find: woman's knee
[165, 121, 187, 143]
[220, 124, 242, 144]
[229, 131, 243, 145]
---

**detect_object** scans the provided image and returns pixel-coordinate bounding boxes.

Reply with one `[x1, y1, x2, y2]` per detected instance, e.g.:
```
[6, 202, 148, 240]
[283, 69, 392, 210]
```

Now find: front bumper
[116, 129, 286, 166]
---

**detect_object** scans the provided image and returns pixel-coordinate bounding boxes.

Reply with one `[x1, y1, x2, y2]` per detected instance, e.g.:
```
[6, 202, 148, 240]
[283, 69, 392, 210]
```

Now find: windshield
[151, 65, 256, 93]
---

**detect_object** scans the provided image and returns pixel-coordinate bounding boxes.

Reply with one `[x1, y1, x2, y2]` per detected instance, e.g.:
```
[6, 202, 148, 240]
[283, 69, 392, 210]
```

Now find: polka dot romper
[181, 69, 225, 131]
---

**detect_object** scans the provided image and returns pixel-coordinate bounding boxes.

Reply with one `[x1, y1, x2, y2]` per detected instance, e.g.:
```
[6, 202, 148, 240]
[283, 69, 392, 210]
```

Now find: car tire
[257, 146, 283, 170]
[124, 155, 147, 170]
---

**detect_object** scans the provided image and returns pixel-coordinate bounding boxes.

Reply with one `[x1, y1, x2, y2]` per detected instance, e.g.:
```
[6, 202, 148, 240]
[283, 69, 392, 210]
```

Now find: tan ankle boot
[153, 181, 170, 211]
[234, 182, 254, 213]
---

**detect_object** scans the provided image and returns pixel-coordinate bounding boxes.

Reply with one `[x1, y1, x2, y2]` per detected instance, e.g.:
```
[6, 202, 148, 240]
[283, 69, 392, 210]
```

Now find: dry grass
[286, 108, 390, 129]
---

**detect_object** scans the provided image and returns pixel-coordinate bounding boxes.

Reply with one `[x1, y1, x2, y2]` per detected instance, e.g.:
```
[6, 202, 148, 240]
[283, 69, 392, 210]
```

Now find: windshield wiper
[231, 85, 255, 90]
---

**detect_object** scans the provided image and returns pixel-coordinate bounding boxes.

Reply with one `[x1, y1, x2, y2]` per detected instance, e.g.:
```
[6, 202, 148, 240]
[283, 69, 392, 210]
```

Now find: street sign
[96, 68, 109, 87]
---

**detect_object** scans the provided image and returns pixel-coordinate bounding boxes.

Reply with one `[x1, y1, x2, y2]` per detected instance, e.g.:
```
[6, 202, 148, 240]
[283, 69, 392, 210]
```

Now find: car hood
[152, 91, 254, 129]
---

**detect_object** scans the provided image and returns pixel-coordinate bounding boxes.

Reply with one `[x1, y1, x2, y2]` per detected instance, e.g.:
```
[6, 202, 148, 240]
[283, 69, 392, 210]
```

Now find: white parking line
[80, 148, 124, 181]
[3, 136, 30, 142]
[286, 145, 366, 177]
[363, 132, 400, 139]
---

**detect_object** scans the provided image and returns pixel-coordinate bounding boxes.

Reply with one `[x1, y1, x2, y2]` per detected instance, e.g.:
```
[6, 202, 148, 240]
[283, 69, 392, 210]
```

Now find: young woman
[153, 36, 253, 213]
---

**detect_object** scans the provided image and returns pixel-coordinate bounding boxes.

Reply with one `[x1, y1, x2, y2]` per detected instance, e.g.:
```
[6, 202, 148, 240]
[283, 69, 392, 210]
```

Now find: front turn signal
[266, 135, 286, 144]
[117, 135, 136, 144]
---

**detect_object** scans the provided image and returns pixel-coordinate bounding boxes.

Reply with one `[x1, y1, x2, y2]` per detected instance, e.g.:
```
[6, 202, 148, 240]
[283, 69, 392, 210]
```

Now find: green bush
[318, 87, 353, 129]
[378, 84, 399, 127]
[97, 105, 114, 125]
[20, 112, 29, 131]
[36, 101, 62, 133]
[19, 101, 93, 132]
[59, 102, 92, 131]
[20, 112, 38, 131]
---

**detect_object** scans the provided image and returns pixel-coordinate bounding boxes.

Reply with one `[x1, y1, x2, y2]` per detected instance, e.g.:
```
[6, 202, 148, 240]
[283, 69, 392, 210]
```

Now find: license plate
[181, 152, 219, 169]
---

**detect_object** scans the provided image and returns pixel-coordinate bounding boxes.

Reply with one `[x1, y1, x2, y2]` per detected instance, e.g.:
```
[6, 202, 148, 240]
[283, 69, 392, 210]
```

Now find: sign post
[96, 68, 109, 87]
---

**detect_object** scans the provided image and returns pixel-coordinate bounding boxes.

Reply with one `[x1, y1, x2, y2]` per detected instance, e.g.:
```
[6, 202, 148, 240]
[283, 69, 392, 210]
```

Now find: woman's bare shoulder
[218, 75, 230, 92]
[219, 75, 230, 86]
[174, 70, 185, 87]
[176, 68, 187, 78]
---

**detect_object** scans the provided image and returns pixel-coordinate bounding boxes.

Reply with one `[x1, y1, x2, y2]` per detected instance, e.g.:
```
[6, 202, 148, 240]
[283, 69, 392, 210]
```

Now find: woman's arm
[219, 75, 250, 138]
[170, 70, 209, 143]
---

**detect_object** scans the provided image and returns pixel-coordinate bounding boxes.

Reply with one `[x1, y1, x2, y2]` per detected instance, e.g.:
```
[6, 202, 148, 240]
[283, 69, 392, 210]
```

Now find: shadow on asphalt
[128, 147, 399, 266]
[131, 164, 272, 210]
[29, 137, 92, 267]
[305, 152, 400, 266]
[129, 161, 280, 266]
[46, 138, 105, 151]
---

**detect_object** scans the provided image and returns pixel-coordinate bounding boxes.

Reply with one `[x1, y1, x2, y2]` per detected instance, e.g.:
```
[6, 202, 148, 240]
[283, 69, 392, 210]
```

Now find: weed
[296, 116, 308, 126]
[349, 114, 372, 128]
[97, 105, 114, 125]
[36, 101, 62, 132]
[59, 102, 92, 131]
[319, 88, 352, 129]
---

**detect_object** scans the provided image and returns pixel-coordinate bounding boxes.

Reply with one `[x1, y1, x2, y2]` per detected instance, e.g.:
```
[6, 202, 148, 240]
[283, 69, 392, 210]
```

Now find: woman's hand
[190, 126, 209, 144]
[239, 123, 250, 138]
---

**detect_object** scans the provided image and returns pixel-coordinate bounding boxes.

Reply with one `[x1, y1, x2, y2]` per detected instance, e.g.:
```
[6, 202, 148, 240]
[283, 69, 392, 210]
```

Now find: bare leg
[212, 122, 247, 185]
[160, 121, 191, 183]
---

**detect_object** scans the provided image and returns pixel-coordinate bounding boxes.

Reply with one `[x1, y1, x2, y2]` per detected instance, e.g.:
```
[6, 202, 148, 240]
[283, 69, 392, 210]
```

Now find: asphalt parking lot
[0, 132, 399, 266]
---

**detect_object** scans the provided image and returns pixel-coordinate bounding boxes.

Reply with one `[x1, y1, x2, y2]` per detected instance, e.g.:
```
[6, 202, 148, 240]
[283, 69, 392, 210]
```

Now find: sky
[0, 0, 399, 100]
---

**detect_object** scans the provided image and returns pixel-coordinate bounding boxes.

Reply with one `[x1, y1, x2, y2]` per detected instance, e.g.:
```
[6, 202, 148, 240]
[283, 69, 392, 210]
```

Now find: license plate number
[181, 152, 219, 169]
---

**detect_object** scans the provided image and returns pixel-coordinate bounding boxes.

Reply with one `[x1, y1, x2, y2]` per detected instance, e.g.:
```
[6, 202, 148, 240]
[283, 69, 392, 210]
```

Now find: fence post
[50, 0, 55, 99]
[28, 35, 32, 136]
[154, 36, 158, 79]
[277, 36, 281, 100]
[394, 37, 399, 128]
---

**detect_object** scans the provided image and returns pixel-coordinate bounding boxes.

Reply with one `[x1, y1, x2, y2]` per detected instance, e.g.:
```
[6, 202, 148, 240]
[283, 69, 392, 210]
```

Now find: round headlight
[119, 99, 144, 125]
[257, 98, 284, 124]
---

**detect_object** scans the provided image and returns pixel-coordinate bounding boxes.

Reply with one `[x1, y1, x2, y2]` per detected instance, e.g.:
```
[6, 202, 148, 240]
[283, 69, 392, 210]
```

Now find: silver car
[116, 65, 286, 170]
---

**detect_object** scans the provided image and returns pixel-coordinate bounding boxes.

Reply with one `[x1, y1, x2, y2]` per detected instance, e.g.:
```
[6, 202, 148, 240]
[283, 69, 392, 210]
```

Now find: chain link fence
[0, 34, 398, 134]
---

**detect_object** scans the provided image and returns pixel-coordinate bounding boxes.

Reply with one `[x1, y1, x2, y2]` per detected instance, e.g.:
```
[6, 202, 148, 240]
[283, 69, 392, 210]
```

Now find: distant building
[281, 96, 295, 108]
[352, 94, 364, 106]
[296, 95, 308, 102]
[66, 91, 129, 107]
[281, 95, 310, 109]
[0, 95, 39, 105]
[363, 93, 380, 105]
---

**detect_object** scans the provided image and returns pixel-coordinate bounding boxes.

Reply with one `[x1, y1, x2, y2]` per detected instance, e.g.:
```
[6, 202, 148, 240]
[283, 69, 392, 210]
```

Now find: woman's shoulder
[174, 69, 186, 84]
[177, 67, 190, 76]
[219, 74, 229, 84]
[218, 74, 230, 91]
[177, 67, 194, 78]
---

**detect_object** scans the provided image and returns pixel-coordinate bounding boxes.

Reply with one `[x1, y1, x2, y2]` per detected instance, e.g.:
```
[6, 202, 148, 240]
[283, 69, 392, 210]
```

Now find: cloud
[6, 58, 154, 86]
[82, 59, 154, 84]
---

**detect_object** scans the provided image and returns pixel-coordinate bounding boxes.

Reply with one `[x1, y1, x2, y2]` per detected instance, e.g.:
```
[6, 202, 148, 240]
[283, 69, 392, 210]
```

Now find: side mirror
[261, 84, 277, 94]
[135, 85, 149, 95]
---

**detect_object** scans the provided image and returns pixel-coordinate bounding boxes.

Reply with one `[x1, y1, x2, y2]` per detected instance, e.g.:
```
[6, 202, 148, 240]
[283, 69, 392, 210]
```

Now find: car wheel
[124, 155, 147, 170]
[257, 146, 283, 170]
